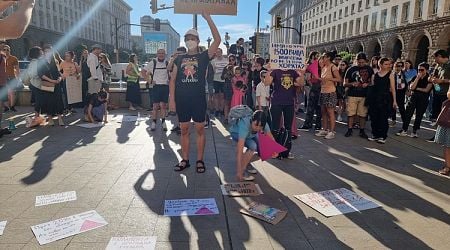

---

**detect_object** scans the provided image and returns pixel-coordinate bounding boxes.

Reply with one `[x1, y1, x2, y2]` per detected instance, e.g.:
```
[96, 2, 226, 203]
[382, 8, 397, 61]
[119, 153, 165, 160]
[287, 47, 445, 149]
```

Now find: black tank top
[373, 71, 391, 95]
[368, 71, 392, 107]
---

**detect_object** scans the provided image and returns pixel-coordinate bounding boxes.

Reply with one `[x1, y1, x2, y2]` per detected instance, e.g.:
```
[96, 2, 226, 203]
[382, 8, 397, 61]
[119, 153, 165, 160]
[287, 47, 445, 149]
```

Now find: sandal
[438, 167, 450, 176]
[196, 160, 206, 173]
[174, 160, 190, 172]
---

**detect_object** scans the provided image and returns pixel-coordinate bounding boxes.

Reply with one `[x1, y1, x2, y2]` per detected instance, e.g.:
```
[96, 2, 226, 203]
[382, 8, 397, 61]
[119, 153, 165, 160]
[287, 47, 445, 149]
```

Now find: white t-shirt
[211, 57, 228, 82]
[144, 59, 169, 85]
[256, 82, 270, 107]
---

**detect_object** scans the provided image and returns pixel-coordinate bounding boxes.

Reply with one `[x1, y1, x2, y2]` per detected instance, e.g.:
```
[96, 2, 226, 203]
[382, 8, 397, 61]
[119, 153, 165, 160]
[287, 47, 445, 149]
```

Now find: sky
[124, 0, 277, 49]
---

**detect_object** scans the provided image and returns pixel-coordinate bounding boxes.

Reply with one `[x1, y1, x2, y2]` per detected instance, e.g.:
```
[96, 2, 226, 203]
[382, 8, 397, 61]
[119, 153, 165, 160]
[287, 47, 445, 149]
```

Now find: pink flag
[258, 132, 287, 161]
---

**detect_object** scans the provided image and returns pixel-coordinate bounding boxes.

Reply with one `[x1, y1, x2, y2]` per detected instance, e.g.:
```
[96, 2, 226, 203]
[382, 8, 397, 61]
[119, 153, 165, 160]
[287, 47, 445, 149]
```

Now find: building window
[363, 15, 369, 32]
[334, 11, 337, 20]
[391, 6, 398, 27]
[342, 22, 347, 37]
[430, 0, 440, 15]
[416, 0, 425, 18]
[332, 26, 336, 40]
[329, 14, 332, 23]
[349, 20, 354, 36]
[345, 6, 348, 16]
[337, 24, 341, 39]
[402, 2, 410, 22]
[358, 1, 363, 11]
[374, 0, 379, 6]
[371, 12, 377, 31]
[380, 9, 387, 29]
[355, 18, 361, 34]
[351, 4, 355, 14]
[339, 9, 342, 19]
[366, 0, 370, 8]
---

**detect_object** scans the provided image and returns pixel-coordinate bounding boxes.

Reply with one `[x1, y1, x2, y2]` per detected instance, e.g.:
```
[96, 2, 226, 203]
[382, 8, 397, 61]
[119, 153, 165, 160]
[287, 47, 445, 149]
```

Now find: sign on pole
[269, 43, 306, 70]
[174, 0, 238, 15]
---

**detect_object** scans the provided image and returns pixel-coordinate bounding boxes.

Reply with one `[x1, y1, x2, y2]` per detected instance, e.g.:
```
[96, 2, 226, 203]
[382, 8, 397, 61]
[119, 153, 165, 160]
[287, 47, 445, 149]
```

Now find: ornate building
[3, 0, 132, 59]
[301, 0, 450, 65]
[269, 0, 308, 44]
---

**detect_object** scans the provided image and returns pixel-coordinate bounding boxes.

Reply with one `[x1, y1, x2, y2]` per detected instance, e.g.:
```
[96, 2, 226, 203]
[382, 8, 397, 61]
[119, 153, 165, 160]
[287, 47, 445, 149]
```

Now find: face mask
[185, 40, 197, 51]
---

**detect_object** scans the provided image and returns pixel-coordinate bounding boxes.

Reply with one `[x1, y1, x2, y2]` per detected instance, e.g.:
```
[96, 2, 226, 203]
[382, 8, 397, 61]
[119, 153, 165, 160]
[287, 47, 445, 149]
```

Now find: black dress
[38, 59, 64, 116]
[367, 71, 392, 139]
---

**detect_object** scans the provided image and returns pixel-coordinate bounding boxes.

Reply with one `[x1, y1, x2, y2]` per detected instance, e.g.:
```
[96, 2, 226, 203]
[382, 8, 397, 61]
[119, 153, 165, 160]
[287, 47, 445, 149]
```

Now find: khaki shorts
[347, 96, 368, 117]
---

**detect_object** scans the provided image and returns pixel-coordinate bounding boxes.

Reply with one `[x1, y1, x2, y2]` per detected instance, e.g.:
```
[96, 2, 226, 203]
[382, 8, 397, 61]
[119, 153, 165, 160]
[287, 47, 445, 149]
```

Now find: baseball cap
[184, 29, 199, 39]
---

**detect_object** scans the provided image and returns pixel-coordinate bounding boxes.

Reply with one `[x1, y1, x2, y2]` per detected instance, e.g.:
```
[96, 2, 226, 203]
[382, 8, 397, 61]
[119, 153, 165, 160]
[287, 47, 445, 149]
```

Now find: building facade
[3, 0, 132, 59]
[269, 0, 308, 44]
[139, 16, 180, 58]
[301, 0, 450, 65]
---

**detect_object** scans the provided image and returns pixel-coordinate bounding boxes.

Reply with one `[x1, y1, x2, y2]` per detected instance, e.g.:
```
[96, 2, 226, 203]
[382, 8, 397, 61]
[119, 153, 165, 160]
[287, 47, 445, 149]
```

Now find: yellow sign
[174, 0, 238, 16]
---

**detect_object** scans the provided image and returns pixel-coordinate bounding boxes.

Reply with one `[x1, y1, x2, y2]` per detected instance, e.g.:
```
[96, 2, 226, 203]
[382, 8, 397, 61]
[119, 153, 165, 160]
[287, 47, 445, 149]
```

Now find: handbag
[436, 99, 450, 128]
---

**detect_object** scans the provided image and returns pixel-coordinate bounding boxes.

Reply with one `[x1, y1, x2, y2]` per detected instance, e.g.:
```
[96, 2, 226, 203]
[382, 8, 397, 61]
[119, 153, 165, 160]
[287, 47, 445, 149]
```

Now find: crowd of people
[0, 9, 449, 177]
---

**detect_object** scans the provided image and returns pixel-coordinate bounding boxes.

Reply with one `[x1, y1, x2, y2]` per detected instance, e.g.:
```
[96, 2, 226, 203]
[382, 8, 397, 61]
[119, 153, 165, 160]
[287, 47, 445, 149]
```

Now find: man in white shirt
[87, 44, 103, 94]
[143, 48, 169, 131]
[211, 48, 228, 117]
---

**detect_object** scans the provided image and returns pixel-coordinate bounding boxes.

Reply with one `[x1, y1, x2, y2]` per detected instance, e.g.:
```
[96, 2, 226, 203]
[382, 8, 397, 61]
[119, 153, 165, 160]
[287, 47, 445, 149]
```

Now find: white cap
[184, 29, 199, 39]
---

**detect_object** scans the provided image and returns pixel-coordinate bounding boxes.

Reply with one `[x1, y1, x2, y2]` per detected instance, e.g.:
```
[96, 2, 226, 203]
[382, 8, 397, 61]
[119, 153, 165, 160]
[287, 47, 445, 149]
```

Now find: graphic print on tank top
[180, 57, 199, 84]
[281, 74, 294, 90]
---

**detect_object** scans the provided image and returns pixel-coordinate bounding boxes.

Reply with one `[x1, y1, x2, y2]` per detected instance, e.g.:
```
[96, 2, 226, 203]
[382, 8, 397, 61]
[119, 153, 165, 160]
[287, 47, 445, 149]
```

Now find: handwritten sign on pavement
[31, 210, 108, 245]
[294, 188, 381, 217]
[0, 221, 6, 236]
[35, 191, 77, 207]
[164, 198, 219, 216]
[220, 182, 263, 196]
[106, 236, 157, 250]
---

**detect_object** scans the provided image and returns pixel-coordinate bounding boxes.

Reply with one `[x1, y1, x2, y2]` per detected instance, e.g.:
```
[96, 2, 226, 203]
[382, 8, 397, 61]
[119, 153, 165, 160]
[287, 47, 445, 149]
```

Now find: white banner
[66, 76, 83, 104]
[35, 191, 77, 207]
[164, 198, 219, 216]
[106, 236, 157, 250]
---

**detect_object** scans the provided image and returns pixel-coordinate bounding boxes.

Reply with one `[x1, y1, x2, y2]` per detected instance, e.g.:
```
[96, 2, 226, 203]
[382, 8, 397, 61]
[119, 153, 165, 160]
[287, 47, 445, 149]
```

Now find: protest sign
[106, 236, 157, 250]
[220, 182, 263, 196]
[258, 132, 287, 161]
[174, 0, 238, 15]
[66, 75, 82, 104]
[269, 43, 306, 70]
[35, 191, 77, 207]
[31, 210, 108, 245]
[294, 188, 381, 217]
[0, 221, 6, 236]
[240, 202, 287, 225]
[164, 198, 219, 216]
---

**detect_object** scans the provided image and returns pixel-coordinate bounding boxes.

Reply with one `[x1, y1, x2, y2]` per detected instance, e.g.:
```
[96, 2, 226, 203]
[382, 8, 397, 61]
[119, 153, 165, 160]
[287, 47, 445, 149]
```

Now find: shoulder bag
[436, 99, 450, 128]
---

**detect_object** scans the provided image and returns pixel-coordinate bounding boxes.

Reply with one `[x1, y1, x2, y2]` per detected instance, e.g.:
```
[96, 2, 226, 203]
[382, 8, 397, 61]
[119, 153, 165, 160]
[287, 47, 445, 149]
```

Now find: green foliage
[338, 51, 355, 63]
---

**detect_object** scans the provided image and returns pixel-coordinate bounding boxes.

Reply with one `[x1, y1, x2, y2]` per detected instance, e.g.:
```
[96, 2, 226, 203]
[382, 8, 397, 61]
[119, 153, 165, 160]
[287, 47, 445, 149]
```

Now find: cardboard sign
[164, 198, 219, 216]
[31, 210, 108, 245]
[240, 202, 287, 225]
[76, 123, 105, 129]
[220, 182, 263, 196]
[35, 191, 77, 207]
[269, 43, 306, 70]
[0, 221, 6, 236]
[294, 188, 381, 217]
[258, 132, 287, 161]
[174, 0, 238, 15]
[106, 236, 157, 250]
[66, 75, 83, 104]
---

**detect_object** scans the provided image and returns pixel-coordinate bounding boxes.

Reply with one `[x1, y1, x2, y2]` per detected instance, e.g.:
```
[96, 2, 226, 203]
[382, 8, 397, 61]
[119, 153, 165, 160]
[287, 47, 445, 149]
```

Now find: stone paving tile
[0, 244, 26, 250]
[0, 218, 42, 244]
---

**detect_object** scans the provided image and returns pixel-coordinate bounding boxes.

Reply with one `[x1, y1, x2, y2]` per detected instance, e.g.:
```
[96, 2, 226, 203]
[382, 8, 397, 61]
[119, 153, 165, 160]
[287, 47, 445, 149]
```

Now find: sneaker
[410, 132, 418, 138]
[243, 175, 255, 181]
[324, 131, 336, 139]
[359, 130, 368, 139]
[377, 138, 387, 144]
[129, 106, 136, 111]
[162, 122, 167, 131]
[47, 119, 55, 126]
[246, 167, 258, 174]
[298, 125, 312, 131]
[427, 136, 435, 142]
[368, 136, 380, 141]
[58, 118, 65, 126]
[287, 152, 295, 159]
[150, 121, 156, 131]
[396, 130, 408, 136]
[315, 129, 328, 137]
[389, 120, 396, 127]
[344, 129, 353, 137]
[337, 115, 343, 122]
